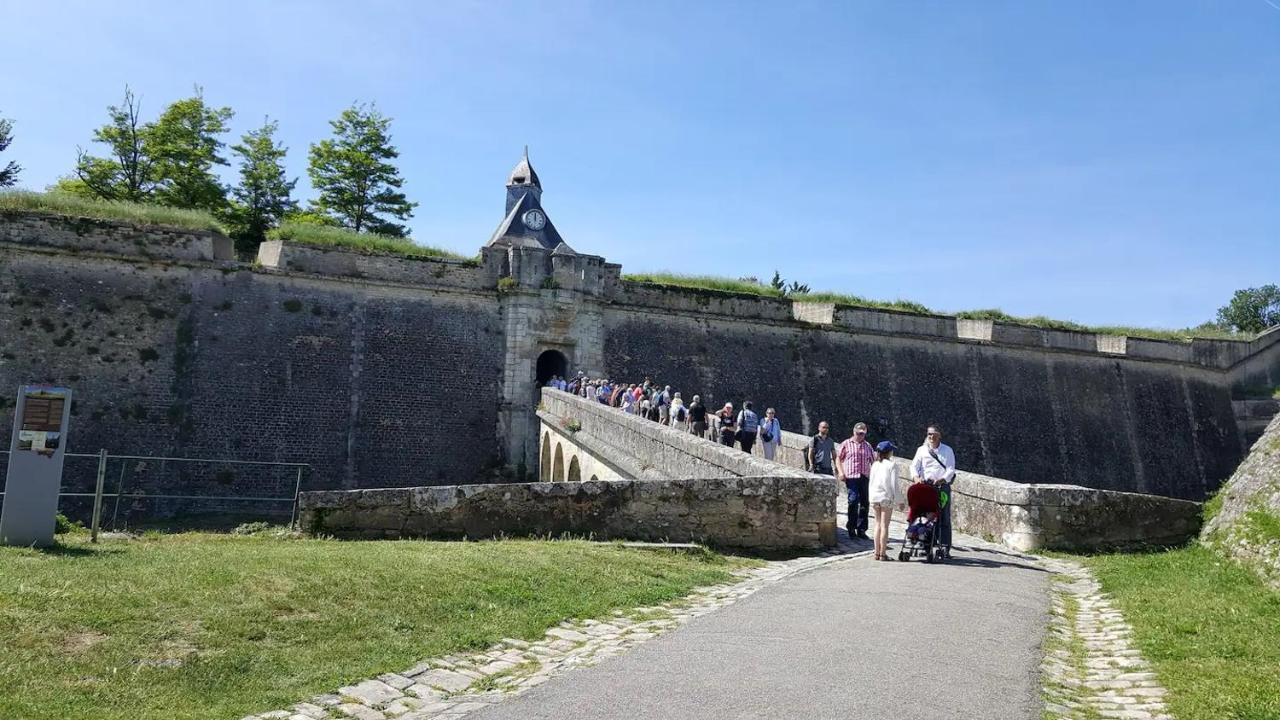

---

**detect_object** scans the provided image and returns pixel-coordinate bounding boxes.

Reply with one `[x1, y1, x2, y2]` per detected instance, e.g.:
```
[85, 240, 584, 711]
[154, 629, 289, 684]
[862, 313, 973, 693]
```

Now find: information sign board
[1, 386, 73, 547]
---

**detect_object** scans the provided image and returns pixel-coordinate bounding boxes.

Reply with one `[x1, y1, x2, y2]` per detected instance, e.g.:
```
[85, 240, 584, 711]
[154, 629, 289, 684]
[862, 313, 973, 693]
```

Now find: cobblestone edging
[242, 539, 867, 720]
[1039, 558, 1172, 720]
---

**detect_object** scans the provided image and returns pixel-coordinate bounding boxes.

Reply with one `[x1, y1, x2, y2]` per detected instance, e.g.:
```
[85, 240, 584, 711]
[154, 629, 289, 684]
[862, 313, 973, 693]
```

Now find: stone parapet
[298, 476, 838, 550]
[0, 210, 232, 262]
[540, 389, 813, 480]
[758, 429, 1199, 551]
[256, 240, 498, 291]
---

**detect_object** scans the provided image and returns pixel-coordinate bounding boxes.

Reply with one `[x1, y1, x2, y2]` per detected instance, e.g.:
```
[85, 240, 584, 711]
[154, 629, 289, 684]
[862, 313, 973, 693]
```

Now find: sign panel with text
[1, 386, 73, 547]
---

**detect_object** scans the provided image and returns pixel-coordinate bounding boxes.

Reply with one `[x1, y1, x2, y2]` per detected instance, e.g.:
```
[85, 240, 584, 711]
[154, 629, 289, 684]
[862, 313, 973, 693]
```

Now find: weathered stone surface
[1202, 413, 1280, 587]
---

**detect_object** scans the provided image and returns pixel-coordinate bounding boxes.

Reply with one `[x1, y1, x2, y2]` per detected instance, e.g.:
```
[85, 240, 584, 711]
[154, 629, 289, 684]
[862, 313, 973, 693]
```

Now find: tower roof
[507, 146, 540, 188]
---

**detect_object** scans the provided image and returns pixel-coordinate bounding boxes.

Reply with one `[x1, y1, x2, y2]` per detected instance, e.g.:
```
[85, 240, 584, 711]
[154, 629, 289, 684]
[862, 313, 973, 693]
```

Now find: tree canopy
[147, 89, 234, 213]
[307, 103, 417, 236]
[227, 118, 297, 251]
[68, 87, 156, 202]
[0, 113, 20, 188]
[1217, 285, 1280, 334]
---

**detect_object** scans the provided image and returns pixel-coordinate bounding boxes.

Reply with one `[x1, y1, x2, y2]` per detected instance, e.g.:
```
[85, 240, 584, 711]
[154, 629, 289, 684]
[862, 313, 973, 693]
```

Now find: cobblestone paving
[241, 534, 870, 720]
[1039, 558, 1173, 720]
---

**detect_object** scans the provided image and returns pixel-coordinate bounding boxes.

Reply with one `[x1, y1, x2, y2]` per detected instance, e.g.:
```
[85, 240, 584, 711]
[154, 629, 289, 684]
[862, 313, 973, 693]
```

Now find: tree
[1216, 285, 1280, 333]
[227, 118, 297, 251]
[71, 87, 156, 202]
[147, 88, 233, 212]
[308, 103, 417, 235]
[0, 113, 20, 187]
[769, 270, 811, 297]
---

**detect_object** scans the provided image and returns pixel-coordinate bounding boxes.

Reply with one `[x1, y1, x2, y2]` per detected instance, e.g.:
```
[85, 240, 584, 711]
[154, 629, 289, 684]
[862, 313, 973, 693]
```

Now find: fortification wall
[603, 296, 1242, 501]
[298, 475, 835, 549]
[0, 217, 506, 522]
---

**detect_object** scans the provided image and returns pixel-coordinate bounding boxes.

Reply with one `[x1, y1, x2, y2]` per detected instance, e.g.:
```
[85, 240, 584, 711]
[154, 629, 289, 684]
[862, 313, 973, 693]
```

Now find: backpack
[675, 406, 687, 422]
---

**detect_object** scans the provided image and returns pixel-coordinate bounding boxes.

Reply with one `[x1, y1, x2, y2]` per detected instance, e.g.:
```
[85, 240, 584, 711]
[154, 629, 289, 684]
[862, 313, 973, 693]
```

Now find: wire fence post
[289, 465, 304, 530]
[90, 449, 107, 543]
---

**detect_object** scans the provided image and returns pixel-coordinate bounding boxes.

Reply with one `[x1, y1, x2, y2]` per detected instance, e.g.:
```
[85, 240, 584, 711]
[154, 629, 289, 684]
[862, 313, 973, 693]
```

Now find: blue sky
[4, 1, 1277, 328]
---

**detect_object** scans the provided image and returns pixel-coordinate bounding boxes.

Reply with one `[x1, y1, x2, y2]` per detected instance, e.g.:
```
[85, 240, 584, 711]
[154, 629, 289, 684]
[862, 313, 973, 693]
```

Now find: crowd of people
[545, 372, 958, 562]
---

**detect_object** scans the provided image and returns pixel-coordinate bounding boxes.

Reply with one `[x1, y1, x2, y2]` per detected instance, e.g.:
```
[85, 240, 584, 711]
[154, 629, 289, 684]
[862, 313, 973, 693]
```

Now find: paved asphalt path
[474, 510, 1050, 720]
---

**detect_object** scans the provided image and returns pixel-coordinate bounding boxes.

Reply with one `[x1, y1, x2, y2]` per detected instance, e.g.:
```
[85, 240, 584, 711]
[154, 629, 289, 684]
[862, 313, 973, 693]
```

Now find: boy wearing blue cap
[868, 440, 904, 561]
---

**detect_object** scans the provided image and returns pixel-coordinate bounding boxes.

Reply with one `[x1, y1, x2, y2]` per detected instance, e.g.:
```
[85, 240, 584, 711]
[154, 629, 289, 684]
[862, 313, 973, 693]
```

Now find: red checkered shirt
[837, 438, 874, 478]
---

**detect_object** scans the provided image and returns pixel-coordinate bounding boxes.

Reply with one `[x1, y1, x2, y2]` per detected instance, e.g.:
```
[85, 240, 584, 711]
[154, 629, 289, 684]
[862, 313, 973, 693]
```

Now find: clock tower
[487, 147, 569, 252]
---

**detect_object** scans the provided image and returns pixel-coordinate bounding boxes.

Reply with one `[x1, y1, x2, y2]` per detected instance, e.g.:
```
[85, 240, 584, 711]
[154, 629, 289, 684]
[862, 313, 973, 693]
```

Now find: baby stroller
[898, 482, 946, 563]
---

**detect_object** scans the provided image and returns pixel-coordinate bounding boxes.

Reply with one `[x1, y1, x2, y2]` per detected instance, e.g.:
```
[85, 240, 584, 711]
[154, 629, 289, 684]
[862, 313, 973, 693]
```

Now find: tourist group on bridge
[548, 373, 959, 562]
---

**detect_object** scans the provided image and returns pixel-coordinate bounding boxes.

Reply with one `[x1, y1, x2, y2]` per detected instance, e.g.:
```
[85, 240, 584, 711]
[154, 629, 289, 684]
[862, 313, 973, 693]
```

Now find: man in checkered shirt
[836, 422, 875, 540]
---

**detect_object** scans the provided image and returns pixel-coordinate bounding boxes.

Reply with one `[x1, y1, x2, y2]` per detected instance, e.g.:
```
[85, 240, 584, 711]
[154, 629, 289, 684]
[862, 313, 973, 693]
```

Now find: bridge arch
[553, 443, 565, 482]
[567, 456, 581, 483]
[540, 432, 552, 480]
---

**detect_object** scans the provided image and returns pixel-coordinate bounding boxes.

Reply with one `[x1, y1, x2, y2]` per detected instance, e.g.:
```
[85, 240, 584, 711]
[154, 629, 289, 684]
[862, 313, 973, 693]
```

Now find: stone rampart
[299, 475, 835, 549]
[256, 240, 500, 292]
[1, 210, 233, 262]
[755, 428, 1200, 551]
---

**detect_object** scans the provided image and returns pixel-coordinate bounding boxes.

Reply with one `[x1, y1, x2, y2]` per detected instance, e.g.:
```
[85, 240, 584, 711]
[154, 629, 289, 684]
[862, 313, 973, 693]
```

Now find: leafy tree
[769, 270, 812, 297]
[307, 103, 417, 235]
[71, 87, 157, 202]
[147, 88, 233, 212]
[0, 113, 20, 187]
[227, 118, 297, 251]
[1216, 285, 1280, 333]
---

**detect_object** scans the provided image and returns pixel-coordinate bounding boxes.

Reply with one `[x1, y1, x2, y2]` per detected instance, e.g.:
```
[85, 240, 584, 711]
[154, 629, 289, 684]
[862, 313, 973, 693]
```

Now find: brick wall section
[0, 244, 505, 523]
[603, 306, 1241, 500]
[298, 476, 837, 550]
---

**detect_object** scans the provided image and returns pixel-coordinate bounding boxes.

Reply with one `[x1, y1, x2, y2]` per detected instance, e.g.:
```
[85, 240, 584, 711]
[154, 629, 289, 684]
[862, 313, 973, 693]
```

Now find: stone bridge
[538, 389, 1203, 552]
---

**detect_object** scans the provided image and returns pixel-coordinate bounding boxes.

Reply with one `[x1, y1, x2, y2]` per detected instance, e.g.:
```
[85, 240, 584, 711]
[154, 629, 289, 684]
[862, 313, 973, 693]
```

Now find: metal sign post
[1, 385, 73, 547]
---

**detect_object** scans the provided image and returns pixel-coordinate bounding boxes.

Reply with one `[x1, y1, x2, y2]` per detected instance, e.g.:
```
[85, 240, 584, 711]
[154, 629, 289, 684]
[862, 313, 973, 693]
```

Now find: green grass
[0, 190, 225, 233]
[0, 532, 743, 720]
[1084, 545, 1280, 720]
[268, 221, 473, 261]
[621, 273, 1253, 341]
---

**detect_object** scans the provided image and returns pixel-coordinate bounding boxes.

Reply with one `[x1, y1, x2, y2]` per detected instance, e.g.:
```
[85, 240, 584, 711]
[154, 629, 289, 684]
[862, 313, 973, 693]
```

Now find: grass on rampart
[0, 190, 225, 233]
[267, 222, 473, 261]
[621, 272, 1253, 341]
[1083, 545, 1280, 720]
[0, 531, 742, 720]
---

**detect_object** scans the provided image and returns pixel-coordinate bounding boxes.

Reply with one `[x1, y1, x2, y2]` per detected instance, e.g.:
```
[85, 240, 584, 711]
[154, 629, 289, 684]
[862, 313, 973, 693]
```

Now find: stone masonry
[3, 152, 1279, 523]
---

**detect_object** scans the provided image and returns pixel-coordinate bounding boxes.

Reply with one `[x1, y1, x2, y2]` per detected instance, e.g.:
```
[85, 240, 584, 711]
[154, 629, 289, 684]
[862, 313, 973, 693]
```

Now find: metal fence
[0, 450, 312, 537]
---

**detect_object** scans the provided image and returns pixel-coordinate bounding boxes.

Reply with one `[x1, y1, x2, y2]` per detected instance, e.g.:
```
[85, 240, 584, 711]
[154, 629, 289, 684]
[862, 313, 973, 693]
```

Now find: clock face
[523, 209, 546, 231]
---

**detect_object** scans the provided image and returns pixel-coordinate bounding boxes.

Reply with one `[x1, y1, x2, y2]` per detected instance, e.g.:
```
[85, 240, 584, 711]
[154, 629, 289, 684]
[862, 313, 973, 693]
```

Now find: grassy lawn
[1084, 545, 1280, 720]
[0, 531, 743, 720]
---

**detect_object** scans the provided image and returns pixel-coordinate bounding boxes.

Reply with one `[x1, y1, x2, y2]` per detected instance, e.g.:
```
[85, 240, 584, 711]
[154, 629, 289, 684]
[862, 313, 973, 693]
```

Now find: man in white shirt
[911, 424, 957, 557]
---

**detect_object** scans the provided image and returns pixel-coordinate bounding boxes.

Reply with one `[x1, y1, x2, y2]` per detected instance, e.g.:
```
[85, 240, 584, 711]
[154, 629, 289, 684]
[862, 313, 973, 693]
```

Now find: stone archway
[567, 456, 581, 483]
[589, 474, 599, 482]
[536, 349, 568, 387]
[540, 432, 552, 480]
[553, 443, 565, 482]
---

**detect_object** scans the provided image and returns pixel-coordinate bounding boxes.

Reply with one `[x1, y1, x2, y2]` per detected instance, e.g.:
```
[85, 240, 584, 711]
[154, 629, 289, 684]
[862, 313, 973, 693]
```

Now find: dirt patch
[61, 630, 109, 655]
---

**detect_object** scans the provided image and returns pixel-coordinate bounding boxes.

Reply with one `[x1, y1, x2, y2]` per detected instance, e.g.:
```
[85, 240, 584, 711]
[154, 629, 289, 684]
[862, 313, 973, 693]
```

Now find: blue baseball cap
[875, 440, 897, 452]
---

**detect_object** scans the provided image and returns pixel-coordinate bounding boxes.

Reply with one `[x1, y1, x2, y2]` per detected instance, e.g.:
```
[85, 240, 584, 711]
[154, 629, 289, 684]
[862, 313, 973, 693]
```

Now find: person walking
[688, 395, 708, 438]
[716, 403, 738, 447]
[807, 421, 836, 476]
[658, 385, 672, 425]
[836, 422, 875, 540]
[736, 401, 760, 454]
[911, 424, 957, 558]
[868, 440, 904, 561]
[669, 392, 687, 429]
[759, 407, 781, 460]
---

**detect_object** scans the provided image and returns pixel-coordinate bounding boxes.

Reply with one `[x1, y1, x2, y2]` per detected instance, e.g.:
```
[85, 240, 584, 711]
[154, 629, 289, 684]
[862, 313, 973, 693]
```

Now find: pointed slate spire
[488, 148, 567, 251]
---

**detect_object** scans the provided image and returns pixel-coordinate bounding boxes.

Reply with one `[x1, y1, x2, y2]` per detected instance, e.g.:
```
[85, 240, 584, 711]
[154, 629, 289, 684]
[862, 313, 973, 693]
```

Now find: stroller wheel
[897, 550, 909, 562]
[934, 547, 946, 563]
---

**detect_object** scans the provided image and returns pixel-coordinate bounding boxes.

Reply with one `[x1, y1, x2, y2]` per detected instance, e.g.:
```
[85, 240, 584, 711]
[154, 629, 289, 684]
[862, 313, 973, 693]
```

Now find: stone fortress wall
[2, 206, 1278, 523]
